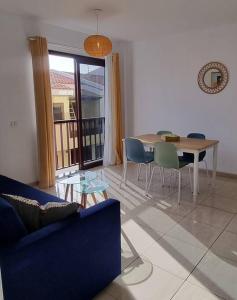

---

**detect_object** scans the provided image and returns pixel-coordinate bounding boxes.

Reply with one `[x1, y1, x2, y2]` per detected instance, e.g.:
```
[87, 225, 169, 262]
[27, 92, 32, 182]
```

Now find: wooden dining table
[122, 134, 219, 200]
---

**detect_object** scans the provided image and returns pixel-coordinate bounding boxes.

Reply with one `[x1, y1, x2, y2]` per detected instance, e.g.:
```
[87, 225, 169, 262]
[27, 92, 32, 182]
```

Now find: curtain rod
[48, 42, 83, 51]
[27, 37, 84, 51]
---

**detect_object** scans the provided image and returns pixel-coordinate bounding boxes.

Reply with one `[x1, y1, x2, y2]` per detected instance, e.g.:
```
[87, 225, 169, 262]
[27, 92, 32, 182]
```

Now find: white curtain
[103, 55, 116, 166]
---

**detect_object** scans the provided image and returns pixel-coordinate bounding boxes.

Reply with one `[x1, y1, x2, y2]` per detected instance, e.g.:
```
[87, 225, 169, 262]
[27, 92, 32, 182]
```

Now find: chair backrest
[125, 138, 146, 163]
[184, 132, 206, 161]
[154, 142, 179, 169]
[187, 133, 205, 139]
[157, 130, 172, 135]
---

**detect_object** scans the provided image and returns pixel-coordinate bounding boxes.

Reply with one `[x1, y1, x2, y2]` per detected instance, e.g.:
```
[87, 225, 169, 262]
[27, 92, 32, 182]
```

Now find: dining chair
[147, 142, 189, 204]
[121, 138, 154, 192]
[180, 133, 209, 186]
[157, 130, 172, 135]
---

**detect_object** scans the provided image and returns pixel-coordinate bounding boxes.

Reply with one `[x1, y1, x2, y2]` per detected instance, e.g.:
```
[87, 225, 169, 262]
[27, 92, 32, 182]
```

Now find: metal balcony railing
[54, 117, 105, 170]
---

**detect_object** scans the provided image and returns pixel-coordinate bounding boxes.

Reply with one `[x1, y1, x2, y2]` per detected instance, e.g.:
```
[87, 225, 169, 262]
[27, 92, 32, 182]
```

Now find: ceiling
[1, 0, 237, 41]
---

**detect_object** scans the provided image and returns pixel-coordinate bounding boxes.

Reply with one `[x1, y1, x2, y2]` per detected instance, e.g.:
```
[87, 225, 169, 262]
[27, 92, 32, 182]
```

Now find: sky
[49, 55, 100, 74]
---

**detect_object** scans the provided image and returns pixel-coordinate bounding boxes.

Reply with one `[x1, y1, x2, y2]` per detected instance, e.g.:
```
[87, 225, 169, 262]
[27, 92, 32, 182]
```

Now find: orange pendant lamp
[84, 9, 112, 58]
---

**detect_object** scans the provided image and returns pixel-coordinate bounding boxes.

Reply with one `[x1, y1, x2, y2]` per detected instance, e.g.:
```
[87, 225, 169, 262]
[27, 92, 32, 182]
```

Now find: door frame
[49, 50, 105, 170]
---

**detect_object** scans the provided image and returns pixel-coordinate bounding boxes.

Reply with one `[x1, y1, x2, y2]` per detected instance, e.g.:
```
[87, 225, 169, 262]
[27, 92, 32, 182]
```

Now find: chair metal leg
[178, 170, 182, 205]
[203, 160, 210, 184]
[168, 170, 173, 190]
[147, 166, 156, 194]
[137, 163, 142, 181]
[120, 161, 128, 188]
[124, 162, 128, 186]
[120, 169, 124, 188]
[145, 164, 149, 194]
[148, 163, 152, 177]
[159, 167, 162, 182]
[161, 167, 165, 187]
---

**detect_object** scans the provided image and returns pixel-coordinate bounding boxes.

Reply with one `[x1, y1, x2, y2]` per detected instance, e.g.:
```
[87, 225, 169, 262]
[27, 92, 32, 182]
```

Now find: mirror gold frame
[197, 62, 229, 94]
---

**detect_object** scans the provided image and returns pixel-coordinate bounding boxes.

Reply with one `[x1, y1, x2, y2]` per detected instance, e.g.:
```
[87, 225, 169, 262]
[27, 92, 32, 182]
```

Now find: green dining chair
[147, 142, 189, 204]
[157, 130, 172, 135]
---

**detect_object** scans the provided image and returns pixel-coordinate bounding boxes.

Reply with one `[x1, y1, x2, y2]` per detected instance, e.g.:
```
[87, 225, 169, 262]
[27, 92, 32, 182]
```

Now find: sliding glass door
[49, 51, 105, 172]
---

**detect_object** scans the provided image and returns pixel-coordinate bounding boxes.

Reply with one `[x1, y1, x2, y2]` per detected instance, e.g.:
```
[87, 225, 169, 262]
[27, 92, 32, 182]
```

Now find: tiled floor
[48, 164, 237, 300]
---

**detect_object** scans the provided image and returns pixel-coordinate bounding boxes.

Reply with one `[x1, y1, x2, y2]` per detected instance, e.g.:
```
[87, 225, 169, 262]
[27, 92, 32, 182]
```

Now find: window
[53, 103, 64, 121]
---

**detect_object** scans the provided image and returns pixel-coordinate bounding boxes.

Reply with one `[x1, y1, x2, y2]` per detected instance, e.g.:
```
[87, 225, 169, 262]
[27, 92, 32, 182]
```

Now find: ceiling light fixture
[84, 9, 112, 58]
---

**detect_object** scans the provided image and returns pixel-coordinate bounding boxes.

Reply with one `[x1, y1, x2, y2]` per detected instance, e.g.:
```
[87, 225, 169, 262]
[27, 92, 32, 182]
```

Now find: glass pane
[80, 64, 105, 119]
[80, 64, 105, 163]
[49, 54, 78, 170]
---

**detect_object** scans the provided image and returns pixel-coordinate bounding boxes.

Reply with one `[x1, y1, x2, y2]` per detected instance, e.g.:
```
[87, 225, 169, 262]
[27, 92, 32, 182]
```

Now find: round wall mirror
[198, 62, 229, 94]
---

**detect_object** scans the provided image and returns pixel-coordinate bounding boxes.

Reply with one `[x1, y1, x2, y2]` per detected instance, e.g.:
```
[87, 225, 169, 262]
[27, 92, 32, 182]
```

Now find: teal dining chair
[121, 138, 154, 192]
[147, 142, 189, 204]
[157, 130, 172, 135]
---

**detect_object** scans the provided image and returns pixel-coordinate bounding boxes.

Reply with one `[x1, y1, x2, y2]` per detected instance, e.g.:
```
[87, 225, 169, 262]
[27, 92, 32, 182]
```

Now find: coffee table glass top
[57, 171, 97, 185]
[56, 171, 109, 195]
[74, 179, 109, 194]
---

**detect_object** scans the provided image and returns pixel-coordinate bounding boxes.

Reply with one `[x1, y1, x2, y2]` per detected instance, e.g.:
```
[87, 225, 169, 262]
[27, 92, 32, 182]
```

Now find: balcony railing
[54, 117, 105, 170]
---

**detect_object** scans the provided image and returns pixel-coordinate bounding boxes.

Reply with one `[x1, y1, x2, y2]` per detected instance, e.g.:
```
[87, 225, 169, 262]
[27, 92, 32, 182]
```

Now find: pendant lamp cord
[95, 10, 99, 34]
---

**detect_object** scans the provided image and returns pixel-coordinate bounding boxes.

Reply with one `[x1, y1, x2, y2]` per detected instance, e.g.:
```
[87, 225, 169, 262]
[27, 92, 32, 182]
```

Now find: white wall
[0, 12, 129, 183]
[130, 24, 237, 174]
[0, 14, 37, 183]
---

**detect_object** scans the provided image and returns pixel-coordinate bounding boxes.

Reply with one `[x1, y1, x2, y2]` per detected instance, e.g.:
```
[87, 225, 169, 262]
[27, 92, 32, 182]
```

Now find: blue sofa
[0, 175, 121, 300]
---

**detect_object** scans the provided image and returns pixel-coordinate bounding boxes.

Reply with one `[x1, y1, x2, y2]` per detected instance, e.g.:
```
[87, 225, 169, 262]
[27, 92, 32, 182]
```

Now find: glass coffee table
[56, 171, 109, 208]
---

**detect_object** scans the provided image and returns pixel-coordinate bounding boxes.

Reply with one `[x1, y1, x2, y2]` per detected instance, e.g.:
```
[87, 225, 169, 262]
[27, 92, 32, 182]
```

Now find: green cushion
[1, 194, 80, 232]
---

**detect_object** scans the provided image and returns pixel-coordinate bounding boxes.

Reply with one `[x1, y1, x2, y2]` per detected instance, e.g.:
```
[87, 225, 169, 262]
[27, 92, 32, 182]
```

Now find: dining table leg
[193, 151, 199, 201]
[212, 144, 218, 187]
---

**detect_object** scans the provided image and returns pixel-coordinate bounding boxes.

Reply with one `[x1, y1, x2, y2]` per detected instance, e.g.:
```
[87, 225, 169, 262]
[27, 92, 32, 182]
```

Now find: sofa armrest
[1, 199, 121, 300]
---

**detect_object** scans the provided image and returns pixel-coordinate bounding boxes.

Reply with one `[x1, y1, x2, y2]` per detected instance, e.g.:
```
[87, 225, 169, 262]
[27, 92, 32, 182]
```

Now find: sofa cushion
[0, 175, 64, 205]
[0, 197, 27, 244]
[40, 201, 80, 227]
[1, 194, 80, 232]
[1, 194, 40, 232]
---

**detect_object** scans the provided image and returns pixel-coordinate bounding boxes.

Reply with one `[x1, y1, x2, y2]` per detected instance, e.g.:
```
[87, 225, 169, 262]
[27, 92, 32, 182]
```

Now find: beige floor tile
[141, 235, 206, 279]
[188, 252, 237, 300]
[93, 291, 116, 300]
[150, 196, 196, 217]
[200, 195, 237, 213]
[105, 257, 183, 300]
[136, 205, 183, 235]
[172, 281, 223, 300]
[185, 206, 233, 229]
[166, 218, 222, 250]
[201, 180, 237, 201]
[121, 219, 159, 254]
[225, 215, 237, 235]
[121, 235, 140, 271]
[211, 231, 237, 263]
[121, 249, 139, 271]
[49, 166, 237, 300]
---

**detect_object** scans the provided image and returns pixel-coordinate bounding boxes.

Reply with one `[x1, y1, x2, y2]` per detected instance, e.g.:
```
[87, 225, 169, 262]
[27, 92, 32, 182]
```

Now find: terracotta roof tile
[50, 70, 74, 89]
